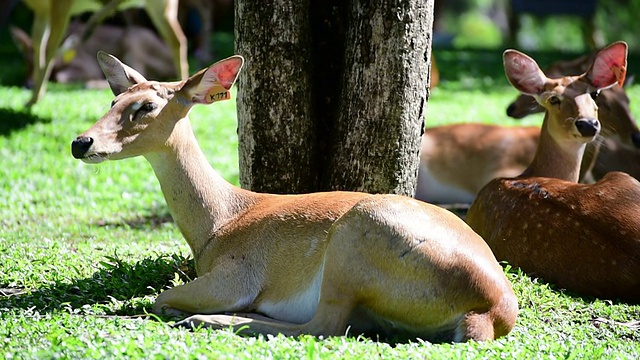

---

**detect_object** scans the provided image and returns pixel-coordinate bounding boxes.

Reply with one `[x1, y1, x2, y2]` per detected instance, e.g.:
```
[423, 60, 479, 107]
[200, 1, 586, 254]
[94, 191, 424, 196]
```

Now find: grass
[1, 47, 640, 359]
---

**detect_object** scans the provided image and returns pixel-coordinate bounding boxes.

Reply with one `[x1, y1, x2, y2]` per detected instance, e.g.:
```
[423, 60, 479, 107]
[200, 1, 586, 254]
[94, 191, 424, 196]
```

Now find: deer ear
[97, 51, 147, 96]
[503, 50, 547, 96]
[586, 41, 628, 90]
[181, 55, 244, 105]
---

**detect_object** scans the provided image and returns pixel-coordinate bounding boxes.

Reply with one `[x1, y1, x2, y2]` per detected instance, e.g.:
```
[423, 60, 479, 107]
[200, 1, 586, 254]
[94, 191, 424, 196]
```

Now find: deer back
[467, 172, 640, 301]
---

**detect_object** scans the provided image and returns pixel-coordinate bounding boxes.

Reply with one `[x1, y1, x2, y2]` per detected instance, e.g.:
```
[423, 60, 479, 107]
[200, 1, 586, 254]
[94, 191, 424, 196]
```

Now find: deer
[591, 137, 640, 180]
[465, 41, 640, 303]
[10, 22, 176, 88]
[415, 124, 540, 205]
[70, 51, 518, 342]
[415, 54, 640, 205]
[506, 50, 640, 148]
[21, 0, 188, 107]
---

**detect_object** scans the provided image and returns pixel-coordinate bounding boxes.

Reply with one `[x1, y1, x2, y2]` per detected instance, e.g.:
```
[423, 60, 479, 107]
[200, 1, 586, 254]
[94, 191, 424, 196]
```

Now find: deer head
[71, 51, 244, 162]
[503, 42, 627, 180]
[505, 49, 639, 149]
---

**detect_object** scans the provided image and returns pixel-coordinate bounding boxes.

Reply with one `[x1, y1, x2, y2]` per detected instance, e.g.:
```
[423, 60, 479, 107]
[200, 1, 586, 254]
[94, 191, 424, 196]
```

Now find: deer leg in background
[145, 0, 189, 79]
[25, 0, 73, 107]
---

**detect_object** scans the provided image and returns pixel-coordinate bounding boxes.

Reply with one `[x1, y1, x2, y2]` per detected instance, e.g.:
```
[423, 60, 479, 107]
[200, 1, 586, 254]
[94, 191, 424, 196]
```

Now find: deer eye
[126, 101, 157, 122]
[548, 96, 561, 105]
[141, 102, 158, 112]
[131, 102, 158, 121]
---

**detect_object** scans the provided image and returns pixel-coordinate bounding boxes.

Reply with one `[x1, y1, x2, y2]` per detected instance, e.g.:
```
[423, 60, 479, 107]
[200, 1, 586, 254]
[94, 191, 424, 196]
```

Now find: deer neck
[144, 118, 258, 258]
[520, 115, 585, 182]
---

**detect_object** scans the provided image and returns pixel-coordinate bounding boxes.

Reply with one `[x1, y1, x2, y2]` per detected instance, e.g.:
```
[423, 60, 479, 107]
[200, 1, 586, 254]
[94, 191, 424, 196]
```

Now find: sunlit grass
[1, 50, 640, 358]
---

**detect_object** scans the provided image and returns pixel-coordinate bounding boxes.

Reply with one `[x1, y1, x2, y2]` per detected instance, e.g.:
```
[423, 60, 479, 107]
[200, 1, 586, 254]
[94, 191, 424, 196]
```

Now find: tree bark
[236, 0, 433, 196]
[235, 0, 318, 194]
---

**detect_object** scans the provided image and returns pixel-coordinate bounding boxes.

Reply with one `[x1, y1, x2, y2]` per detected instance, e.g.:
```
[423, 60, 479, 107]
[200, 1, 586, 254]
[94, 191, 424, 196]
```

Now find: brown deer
[69, 52, 518, 341]
[466, 42, 640, 303]
[10, 22, 176, 87]
[21, 0, 188, 106]
[415, 124, 539, 205]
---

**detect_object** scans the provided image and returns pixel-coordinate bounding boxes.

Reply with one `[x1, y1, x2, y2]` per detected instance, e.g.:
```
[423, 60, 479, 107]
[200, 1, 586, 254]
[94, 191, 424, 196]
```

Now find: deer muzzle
[71, 136, 94, 159]
[574, 118, 600, 137]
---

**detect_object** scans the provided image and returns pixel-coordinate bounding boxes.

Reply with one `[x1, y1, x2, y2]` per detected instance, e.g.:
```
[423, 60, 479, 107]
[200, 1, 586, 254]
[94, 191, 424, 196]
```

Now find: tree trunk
[235, 0, 318, 194]
[235, 0, 433, 196]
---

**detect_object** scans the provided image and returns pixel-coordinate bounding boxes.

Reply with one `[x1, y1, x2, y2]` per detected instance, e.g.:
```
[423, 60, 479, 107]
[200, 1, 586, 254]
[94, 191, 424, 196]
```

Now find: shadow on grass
[95, 211, 174, 230]
[0, 249, 477, 344]
[0, 253, 196, 316]
[0, 108, 50, 136]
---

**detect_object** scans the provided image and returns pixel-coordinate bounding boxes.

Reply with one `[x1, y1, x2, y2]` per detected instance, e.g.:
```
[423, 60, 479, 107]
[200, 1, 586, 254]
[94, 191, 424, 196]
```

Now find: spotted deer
[466, 42, 640, 303]
[70, 52, 518, 341]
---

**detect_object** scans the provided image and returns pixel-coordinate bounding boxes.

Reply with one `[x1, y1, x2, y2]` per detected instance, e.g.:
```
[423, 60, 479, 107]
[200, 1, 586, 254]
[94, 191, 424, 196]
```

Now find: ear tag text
[206, 84, 231, 103]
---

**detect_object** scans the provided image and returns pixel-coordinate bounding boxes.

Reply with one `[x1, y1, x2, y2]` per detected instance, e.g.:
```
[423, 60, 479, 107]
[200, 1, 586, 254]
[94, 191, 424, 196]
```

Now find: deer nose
[506, 103, 516, 117]
[631, 132, 640, 148]
[71, 136, 94, 159]
[575, 118, 600, 137]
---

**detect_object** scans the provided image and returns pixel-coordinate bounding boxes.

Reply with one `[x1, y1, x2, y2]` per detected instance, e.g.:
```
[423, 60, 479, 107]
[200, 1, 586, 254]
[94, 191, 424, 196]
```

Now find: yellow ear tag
[205, 84, 231, 103]
[62, 49, 76, 64]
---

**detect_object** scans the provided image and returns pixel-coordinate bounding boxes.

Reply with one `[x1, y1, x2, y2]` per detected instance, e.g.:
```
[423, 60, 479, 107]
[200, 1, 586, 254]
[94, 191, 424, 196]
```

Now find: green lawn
[1, 48, 639, 358]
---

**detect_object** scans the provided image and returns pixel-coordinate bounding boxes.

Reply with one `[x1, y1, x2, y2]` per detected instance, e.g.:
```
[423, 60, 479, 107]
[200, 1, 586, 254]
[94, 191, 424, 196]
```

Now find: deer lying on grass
[21, 0, 188, 106]
[415, 55, 640, 205]
[70, 52, 518, 341]
[416, 124, 539, 205]
[466, 42, 640, 303]
[11, 22, 176, 88]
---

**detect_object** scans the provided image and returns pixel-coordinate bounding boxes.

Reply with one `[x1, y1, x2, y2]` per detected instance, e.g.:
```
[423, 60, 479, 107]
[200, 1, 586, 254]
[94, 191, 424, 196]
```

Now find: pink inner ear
[591, 43, 627, 88]
[210, 58, 244, 89]
[504, 51, 545, 95]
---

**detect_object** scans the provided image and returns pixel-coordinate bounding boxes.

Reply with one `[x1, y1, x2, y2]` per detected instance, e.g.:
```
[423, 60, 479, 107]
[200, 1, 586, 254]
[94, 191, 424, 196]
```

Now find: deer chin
[81, 152, 109, 164]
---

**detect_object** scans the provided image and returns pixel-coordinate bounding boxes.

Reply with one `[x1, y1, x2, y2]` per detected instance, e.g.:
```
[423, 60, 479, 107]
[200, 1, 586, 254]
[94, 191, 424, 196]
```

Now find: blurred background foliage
[436, 0, 640, 52]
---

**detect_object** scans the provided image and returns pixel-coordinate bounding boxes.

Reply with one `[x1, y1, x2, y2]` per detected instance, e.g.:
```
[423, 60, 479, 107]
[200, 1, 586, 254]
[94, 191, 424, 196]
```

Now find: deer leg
[145, 0, 189, 79]
[26, 4, 49, 105]
[172, 289, 355, 338]
[27, 0, 73, 106]
[152, 269, 259, 318]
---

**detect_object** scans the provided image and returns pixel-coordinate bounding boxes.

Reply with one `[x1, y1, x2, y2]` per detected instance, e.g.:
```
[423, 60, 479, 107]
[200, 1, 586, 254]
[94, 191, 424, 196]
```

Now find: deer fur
[70, 52, 518, 342]
[466, 42, 640, 303]
[20, 0, 188, 106]
[415, 53, 640, 205]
